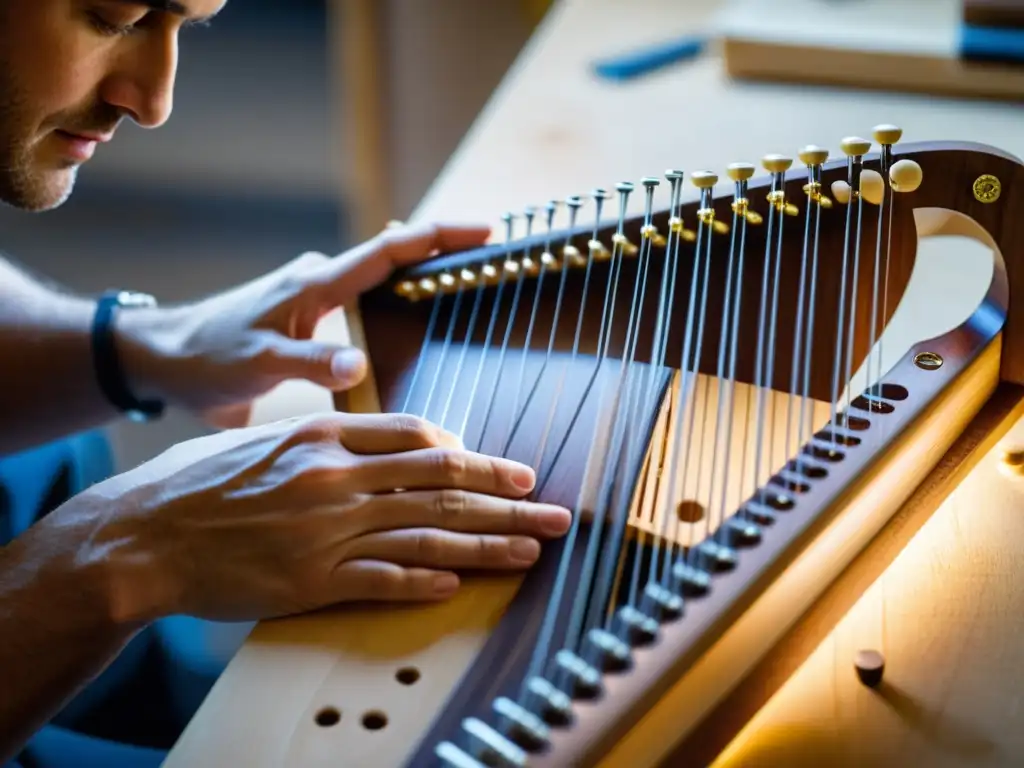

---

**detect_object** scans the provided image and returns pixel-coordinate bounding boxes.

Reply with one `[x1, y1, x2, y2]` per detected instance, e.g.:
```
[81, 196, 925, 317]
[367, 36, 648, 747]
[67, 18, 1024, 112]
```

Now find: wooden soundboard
[164, 1, 1024, 765]
[717, 0, 1024, 101]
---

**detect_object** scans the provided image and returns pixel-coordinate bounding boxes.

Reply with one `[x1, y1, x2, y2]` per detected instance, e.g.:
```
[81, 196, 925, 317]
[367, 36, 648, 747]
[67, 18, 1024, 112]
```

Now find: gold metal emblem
[973, 174, 1001, 204]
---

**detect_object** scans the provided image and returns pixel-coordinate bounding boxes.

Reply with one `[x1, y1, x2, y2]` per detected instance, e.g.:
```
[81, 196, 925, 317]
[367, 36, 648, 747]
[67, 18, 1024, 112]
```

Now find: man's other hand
[39, 412, 570, 624]
[115, 221, 490, 427]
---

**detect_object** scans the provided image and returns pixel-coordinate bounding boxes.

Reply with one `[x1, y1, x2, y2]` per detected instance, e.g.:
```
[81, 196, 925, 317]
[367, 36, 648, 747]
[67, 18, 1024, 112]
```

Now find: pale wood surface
[718, 0, 1024, 100]
[165, 1, 1024, 765]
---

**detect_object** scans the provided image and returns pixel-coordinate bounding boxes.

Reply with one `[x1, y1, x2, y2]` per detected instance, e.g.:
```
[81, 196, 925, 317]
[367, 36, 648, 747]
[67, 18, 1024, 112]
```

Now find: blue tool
[592, 35, 707, 81]
[960, 24, 1024, 64]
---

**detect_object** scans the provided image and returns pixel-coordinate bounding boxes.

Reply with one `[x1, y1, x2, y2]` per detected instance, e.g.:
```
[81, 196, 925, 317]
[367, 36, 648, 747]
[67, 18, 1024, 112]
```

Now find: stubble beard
[0, 53, 78, 213]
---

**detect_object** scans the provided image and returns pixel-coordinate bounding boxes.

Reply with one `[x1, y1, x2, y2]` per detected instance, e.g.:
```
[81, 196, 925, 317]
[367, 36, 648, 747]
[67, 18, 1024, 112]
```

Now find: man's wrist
[109, 302, 185, 409]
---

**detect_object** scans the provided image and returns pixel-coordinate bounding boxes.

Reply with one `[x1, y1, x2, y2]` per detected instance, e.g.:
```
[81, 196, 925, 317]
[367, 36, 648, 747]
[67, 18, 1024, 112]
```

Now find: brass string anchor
[726, 162, 762, 224]
[611, 181, 639, 256]
[798, 145, 832, 208]
[691, 171, 729, 234]
[639, 176, 667, 247]
[762, 154, 799, 217]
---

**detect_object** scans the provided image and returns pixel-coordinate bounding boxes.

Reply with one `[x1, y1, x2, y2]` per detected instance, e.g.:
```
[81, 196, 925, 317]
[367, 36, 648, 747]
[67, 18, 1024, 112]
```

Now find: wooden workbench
[166, 0, 1024, 765]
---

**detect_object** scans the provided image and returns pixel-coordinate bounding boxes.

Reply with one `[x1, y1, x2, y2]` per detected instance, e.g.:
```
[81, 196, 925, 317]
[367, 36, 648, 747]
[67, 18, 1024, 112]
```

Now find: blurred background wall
[0, 0, 546, 472]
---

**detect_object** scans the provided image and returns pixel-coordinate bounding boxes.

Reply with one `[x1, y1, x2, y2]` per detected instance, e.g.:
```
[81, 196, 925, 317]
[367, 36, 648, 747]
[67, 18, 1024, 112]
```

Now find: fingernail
[331, 348, 367, 384]
[540, 508, 572, 535]
[433, 573, 459, 596]
[509, 463, 536, 492]
[509, 537, 541, 564]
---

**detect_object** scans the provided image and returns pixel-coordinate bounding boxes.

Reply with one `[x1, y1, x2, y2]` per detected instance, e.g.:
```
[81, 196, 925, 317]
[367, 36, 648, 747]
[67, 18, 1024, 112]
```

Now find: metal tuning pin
[799, 145, 832, 208]
[460, 718, 528, 768]
[875, 124, 923, 194]
[553, 648, 602, 699]
[690, 170, 718, 229]
[522, 675, 573, 726]
[562, 194, 587, 268]
[835, 136, 871, 206]
[665, 169, 697, 242]
[614, 604, 661, 646]
[727, 161, 762, 225]
[583, 628, 632, 672]
[873, 123, 902, 173]
[501, 211, 521, 276]
[671, 560, 712, 598]
[639, 176, 667, 246]
[641, 581, 685, 621]
[587, 188, 611, 263]
[539, 200, 561, 271]
[762, 154, 798, 217]
[611, 182, 638, 257]
[492, 697, 550, 753]
[515, 205, 539, 275]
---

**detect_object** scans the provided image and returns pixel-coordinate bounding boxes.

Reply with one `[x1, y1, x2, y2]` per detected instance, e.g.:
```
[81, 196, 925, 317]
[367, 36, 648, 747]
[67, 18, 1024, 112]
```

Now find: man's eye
[87, 10, 141, 36]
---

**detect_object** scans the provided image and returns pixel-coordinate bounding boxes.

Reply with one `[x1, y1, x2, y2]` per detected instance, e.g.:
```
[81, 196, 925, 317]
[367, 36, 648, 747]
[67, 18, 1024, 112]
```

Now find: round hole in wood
[870, 383, 909, 401]
[362, 711, 388, 731]
[836, 414, 870, 431]
[395, 667, 420, 685]
[788, 459, 827, 479]
[676, 500, 705, 523]
[315, 707, 341, 727]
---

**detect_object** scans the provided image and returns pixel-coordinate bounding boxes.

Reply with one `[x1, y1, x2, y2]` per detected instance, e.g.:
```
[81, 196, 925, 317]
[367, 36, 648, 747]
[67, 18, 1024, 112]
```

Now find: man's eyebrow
[112, 0, 220, 25]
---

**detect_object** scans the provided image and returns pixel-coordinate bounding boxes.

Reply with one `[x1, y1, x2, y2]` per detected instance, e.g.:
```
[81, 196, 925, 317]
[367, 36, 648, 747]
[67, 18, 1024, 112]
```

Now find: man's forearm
[0, 256, 168, 455]
[0, 510, 144, 764]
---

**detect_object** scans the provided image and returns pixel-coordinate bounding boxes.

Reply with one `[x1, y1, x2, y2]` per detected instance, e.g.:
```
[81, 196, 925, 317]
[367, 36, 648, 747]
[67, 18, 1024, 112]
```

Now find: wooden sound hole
[396, 667, 420, 685]
[362, 711, 388, 730]
[315, 707, 341, 727]
[676, 500, 705, 523]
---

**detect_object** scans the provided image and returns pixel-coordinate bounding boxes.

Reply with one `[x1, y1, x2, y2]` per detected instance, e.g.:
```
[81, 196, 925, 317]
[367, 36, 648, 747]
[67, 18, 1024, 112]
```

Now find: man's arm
[0, 500, 147, 764]
[0, 255, 169, 454]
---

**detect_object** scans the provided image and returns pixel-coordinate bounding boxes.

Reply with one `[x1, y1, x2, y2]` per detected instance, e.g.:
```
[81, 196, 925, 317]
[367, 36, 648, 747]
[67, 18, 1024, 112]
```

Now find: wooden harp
[165, 129, 1024, 767]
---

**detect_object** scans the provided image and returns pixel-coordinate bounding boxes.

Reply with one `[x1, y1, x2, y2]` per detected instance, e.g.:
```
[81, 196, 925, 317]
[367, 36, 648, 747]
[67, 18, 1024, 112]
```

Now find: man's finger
[327, 560, 461, 603]
[350, 446, 534, 497]
[317, 221, 492, 299]
[336, 413, 463, 454]
[342, 529, 542, 570]
[352, 489, 572, 539]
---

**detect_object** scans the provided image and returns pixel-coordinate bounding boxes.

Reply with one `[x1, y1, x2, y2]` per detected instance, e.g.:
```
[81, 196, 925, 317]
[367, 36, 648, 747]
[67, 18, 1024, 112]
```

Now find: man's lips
[53, 129, 112, 161]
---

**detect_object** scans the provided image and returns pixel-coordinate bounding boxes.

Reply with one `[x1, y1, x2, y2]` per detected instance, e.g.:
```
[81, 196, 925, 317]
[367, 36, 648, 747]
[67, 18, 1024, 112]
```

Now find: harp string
[522, 188, 631, 690]
[704, 171, 750, 549]
[437, 252, 489, 430]
[453, 223, 513, 442]
[749, 166, 785, 509]
[501, 199, 566, 456]
[627, 172, 686, 609]
[651, 178, 714, 587]
[709, 174, 751, 542]
[668, 185, 717, 575]
[526, 194, 601, 477]
[828, 154, 858, 452]
[641, 173, 688, 590]
[794, 158, 825, 475]
[556, 182, 648, 659]
[475, 215, 533, 447]
[581, 180, 668, 641]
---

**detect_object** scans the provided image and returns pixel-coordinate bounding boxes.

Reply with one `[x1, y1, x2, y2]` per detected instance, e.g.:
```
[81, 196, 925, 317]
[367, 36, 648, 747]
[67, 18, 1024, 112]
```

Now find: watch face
[117, 291, 157, 308]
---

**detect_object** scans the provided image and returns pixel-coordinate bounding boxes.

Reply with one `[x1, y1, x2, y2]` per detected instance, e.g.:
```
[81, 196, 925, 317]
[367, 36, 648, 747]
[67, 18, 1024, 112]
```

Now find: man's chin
[0, 166, 78, 212]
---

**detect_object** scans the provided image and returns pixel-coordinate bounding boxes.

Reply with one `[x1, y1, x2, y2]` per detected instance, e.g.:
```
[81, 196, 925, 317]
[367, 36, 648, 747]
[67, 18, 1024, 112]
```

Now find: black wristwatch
[91, 289, 166, 422]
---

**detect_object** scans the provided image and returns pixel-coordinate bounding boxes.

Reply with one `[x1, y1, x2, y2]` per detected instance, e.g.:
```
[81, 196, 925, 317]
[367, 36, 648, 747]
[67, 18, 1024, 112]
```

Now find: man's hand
[30, 411, 570, 624]
[117, 221, 490, 427]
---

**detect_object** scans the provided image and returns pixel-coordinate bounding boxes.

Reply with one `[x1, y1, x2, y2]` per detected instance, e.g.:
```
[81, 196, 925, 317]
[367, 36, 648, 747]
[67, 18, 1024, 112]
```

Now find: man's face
[0, 0, 225, 211]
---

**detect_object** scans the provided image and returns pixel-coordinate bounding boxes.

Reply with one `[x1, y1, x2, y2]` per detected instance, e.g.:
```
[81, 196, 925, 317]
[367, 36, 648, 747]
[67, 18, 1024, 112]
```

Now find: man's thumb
[328, 346, 368, 388]
[275, 339, 367, 389]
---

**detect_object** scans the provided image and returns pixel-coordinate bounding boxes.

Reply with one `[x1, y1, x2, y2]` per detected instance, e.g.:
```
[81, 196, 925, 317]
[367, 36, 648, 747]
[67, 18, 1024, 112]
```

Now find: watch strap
[92, 290, 166, 421]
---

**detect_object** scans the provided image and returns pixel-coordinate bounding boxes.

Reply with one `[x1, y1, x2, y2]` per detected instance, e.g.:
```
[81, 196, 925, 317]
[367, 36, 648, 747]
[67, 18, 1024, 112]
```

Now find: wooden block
[717, 0, 1024, 100]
